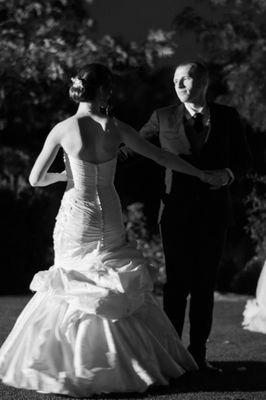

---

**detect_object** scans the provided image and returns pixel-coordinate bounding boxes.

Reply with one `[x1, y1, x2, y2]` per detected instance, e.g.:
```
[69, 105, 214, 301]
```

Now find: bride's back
[60, 114, 121, 164]
[63, 63, 121, 164]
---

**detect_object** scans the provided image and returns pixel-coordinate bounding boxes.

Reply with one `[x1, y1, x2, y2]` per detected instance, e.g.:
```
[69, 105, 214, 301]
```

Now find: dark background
[0, 0, 266, 295]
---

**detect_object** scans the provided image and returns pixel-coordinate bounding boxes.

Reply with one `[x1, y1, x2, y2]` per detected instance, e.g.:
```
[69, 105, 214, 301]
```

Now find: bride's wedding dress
[0, 154, 197, 397]
[243, 261, 266, 333]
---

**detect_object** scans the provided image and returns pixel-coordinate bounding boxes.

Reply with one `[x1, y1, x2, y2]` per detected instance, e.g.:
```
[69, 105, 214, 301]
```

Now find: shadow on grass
[177, 361, 266, 392]
[1, 361, 265, 400]
[90, 361, 266, 399]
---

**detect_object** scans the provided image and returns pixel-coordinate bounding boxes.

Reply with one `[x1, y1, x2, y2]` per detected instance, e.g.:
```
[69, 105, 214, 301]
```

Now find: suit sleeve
[228, 108, 252, 181]
[139, 110, 160, 144]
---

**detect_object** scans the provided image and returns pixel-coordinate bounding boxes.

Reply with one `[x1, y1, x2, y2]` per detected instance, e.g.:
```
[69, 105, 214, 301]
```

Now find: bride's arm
[118, 120, 207, 182]
[29, 125, 67, 187]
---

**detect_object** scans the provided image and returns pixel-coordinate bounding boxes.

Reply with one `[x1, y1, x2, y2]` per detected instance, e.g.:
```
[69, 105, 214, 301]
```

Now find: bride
[0, 63, 222, 397]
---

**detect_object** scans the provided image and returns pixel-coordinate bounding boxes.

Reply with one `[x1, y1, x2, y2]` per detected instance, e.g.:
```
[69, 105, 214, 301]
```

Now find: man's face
[173, 64, 206, 103]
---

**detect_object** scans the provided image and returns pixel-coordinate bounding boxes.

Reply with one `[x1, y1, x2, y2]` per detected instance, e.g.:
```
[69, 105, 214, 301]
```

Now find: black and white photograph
[0, 1, 266, 399]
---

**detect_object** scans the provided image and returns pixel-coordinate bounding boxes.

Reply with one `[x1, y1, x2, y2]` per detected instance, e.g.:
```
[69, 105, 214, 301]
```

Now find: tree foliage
[245, 175, 266, 262]
[0, 0, 176, 150]
[173, 0, 266, 131]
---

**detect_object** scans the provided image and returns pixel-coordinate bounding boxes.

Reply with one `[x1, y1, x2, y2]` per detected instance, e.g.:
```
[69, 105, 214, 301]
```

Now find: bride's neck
[76, 102, 104, 118]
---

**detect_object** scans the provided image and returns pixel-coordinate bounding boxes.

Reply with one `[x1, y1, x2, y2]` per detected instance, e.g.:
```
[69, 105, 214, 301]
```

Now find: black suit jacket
[140, 102, 251, 223]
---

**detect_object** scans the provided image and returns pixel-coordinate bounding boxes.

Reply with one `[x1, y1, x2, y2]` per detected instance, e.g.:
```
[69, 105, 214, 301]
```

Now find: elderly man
[140, 61, 250, 371]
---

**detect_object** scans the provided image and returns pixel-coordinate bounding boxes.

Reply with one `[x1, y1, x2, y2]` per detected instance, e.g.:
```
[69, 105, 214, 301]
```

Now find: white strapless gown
[243, 261, 266, 333]
[0, 154, 197, 397]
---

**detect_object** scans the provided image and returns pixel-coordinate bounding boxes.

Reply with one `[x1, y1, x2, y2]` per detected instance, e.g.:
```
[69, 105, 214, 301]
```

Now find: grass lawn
[0, 294, 266, 400]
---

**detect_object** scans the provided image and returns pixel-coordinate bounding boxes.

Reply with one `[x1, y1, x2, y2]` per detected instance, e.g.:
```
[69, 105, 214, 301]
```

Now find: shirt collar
[183, 103, 207, 119]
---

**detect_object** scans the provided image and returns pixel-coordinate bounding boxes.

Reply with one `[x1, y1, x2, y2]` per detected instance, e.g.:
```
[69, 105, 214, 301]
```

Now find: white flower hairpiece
[71, 77, 84, 89]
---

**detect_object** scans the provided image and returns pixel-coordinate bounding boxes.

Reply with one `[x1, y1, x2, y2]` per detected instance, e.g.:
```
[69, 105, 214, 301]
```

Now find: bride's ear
[97, 86, 103, 99]
[98, 86, 104, 95]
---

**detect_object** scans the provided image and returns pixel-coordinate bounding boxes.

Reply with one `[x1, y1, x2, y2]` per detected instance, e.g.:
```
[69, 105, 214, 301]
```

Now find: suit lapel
[159, 103, 191, 155]
[163, 103, 183, 131]
[200, 103, 217, 153]
[207, 103, 215, 143]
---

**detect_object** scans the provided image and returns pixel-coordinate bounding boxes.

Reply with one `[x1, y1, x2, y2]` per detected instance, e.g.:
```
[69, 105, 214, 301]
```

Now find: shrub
[123, 202, 165, 294]
[0, 147, 57, 294]
[245, 174, 266, 263]
[230, 174, 266, 294]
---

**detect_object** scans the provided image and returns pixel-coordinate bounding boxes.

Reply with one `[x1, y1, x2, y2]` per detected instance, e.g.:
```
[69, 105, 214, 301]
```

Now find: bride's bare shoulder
[51, 115, 78, 135]
[57, 115, 78, 129]
[44, 116, 78, 146]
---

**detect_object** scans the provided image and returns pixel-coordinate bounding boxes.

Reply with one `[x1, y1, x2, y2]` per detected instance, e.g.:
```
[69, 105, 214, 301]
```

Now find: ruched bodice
[65, 154, 117, 194]
[54, 154, 125, 259]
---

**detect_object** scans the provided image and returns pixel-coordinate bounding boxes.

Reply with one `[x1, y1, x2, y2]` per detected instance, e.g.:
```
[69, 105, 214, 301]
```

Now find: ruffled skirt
[0, 246, 197, 397]
[243, 261, 266, 334]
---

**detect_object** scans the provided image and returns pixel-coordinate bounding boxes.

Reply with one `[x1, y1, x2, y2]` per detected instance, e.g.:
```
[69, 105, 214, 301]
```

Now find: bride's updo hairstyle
[69, 63, 113, 103]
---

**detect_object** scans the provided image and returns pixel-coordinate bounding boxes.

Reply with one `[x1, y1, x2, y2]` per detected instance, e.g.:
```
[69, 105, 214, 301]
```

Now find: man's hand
[58, 170, 67, 182]
[201, 169, 231, 189]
